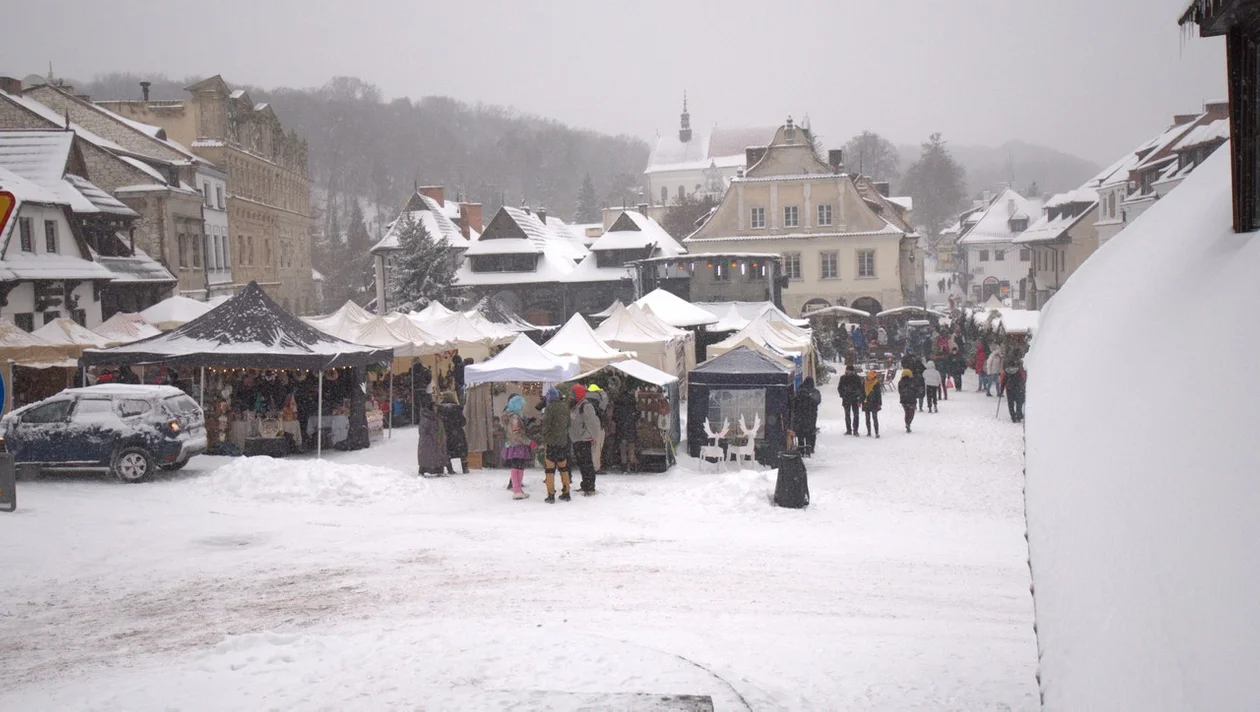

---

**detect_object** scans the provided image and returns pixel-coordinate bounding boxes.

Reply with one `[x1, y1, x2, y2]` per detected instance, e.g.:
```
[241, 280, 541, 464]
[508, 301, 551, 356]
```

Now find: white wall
[965, 242, 1032, 300]
[0, 203, 104, 328]
[197, 168, 233, 294]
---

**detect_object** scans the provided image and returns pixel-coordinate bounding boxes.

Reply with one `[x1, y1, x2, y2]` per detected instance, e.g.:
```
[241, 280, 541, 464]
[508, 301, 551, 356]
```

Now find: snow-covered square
[0, 387, 1036, 710]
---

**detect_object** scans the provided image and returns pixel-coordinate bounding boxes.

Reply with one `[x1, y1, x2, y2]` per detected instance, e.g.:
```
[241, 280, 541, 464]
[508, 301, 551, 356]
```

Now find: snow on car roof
[61, 383, 190, 398]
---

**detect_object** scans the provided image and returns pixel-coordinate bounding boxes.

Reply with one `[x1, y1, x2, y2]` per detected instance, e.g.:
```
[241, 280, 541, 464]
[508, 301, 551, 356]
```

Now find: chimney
[745, 146, 767, 168]
[537, 207, 547, 224]
[1204, 101, 1230, 118]
[874, 181, 890, 197]
[827, 149, 844, 172]
[0, 76, 20, 95]
[140, 81, 151, 101]
[459, 202, 483, 239]
[417, 185, 445, 207]
[1173, 113, 1199, 126]
[636, 202, 649, 217]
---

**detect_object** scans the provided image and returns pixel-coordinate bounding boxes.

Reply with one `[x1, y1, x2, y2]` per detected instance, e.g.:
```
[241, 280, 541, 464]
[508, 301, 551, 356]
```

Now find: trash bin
[774, 451, 809, 508]
[0, 452, 15, 513]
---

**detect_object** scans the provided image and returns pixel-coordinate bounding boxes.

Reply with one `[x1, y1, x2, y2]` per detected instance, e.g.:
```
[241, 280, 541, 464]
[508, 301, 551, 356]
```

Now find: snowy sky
[0, 0, 1224, 163]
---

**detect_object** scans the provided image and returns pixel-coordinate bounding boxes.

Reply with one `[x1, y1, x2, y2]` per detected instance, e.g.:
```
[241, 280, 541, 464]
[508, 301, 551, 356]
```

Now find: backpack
[589, 395, 607, 423]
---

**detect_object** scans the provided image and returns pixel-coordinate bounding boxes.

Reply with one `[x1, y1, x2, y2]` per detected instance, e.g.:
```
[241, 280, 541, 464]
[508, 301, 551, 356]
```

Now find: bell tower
[679, 91, 692, 143]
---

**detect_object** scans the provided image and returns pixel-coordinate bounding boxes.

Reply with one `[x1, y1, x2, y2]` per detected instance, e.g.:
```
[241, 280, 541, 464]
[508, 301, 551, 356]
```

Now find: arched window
[677, 185, 686, 203]
[660, 186, 668, 205]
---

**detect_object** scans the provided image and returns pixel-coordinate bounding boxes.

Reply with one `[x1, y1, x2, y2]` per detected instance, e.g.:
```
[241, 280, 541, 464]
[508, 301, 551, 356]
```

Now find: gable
[608, 212, 641, 233]
[480, 208, 527, 240]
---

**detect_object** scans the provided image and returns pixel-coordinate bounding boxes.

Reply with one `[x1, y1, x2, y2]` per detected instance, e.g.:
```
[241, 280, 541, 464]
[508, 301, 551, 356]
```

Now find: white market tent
[633, 289, 718, 328]
[709, 305, 750, 333]
[703, 301, 810, 328]
[595, 303, 692, 378]
[572, 357, 678, 387]
[970, 307, 1040, 336]
[543, 313, 635, 371]
[407, 310, 515, 361]
[304, 300, 373, 336]
[802, 304, 873, 319]
[588, 299, 624, 319]
[32, 317, 117, 351]
[707, 313, 815, 378]
[140, 295, 213, 330]
[876, 305, 949, 319]
[414, 301, 457, 321]
[464, 333, 579, 385]
[92, 312, 161, 344]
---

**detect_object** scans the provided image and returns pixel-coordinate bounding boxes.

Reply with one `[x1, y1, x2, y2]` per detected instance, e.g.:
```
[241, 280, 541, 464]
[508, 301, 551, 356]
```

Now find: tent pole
[199, 367, 205, 410]
[317, 369, 324, 459]
[388, 367, 393, 439]
[410, 366, 415, 423]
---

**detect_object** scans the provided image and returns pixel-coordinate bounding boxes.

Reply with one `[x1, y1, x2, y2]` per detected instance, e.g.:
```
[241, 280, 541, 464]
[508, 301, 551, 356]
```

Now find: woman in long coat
[415, 393, 446, 476]
[438, 391, 469, 474]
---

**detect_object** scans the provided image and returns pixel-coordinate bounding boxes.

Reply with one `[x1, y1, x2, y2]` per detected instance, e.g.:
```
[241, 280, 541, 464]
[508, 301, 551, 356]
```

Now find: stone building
[98, 76, 315, 313]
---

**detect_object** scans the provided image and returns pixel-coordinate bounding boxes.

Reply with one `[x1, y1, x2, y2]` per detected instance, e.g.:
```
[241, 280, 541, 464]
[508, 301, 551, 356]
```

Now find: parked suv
[0, 384, 207, 483]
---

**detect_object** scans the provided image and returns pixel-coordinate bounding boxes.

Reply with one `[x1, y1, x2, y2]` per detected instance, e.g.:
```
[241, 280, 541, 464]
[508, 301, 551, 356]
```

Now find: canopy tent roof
[350, 317, 439, 359]
[303, 300, 373, 336]
[465, 295, 549, 333]
[543, 313, 635, 369]
[633, 289, 718, 327]
[464, 333, 579, 385]
[570, 358, 679, 387]
[92, 312, 162, 344]
[701, 301, 809, 327]
[413, 301, 457, 321]
[710, 315, 811, 356]
[588, 299, 624, 319]
[409, 310, 516, 348]
[876, 305, 949, 318]
[140, 295, 213, 330]
[709, 305, 751, 333]
[633, 304, 691, 338]
[595, 303, 679, 344]
[32, 317, 116, 349]
[801, 304, 874, 319]
[0, 316, 66, 363]
[689, 345, 793, 386]
[81, 281, 393, 369]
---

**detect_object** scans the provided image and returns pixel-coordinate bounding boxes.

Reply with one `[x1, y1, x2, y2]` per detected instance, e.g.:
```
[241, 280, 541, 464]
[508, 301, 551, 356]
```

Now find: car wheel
[158, 459, 187, 472]
[113, 447, 155, 483]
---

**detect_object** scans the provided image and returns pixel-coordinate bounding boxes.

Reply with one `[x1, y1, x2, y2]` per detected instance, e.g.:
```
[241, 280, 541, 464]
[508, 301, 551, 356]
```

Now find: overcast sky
[2, 0, 1225, 163]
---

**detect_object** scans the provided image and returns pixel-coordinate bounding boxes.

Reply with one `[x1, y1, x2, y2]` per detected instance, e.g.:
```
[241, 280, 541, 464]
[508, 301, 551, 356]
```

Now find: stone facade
[99, 76, 315, 313]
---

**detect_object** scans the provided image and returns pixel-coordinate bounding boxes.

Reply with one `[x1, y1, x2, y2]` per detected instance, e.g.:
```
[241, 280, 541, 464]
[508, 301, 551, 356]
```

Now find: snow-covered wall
[1025, 146, 1260, 709]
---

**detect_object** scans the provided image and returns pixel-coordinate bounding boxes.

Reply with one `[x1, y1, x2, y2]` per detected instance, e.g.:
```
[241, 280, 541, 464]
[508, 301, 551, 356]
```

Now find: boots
[510, 469, 528, 499]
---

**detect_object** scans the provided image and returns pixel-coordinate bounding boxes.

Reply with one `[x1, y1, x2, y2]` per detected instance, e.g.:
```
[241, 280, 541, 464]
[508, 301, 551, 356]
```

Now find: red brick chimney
[0, 77, 21, 95]
[459, 202, 483, 239]
[417, 185, 445, 207]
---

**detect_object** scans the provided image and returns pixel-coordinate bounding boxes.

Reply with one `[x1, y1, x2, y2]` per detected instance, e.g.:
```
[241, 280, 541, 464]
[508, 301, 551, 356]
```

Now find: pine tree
[902, 133, 967, 240]
[575, 173, 600, 223]
[387, 213, 460, 312]
[344, 201, 375, 301]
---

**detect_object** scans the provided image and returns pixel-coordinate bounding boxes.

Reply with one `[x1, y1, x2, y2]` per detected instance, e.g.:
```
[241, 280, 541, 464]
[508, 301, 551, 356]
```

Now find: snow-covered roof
[455, 247, 576, 286]
[0, 247, 115, 282]
[372, 192, 470, 253]
[595, 303, 680, 344]
[464, 332, 579, 385]
[0, 164, 64, 206]
[0, 89, 134, 156]
[93, 245, 176, 284]
[412, 301, 455, 321]
[92, 312, 162, 343]
[646, 125, 777, 174]
[588, 299, 624, 319]
[141, 295, 213, 329]
[1043, 186, 1097, 209]
[1172, 118, 1230, 152]
[888, 196, 913, 211]
[633, 289, 717, 327]
[589, 210, 686, 257]
[571, 358, 678, 387]
[407, 310, 515, 347]
[700, 301, 810, 327]
[0, 131, 137, 217]
[64, 174, 136, 215]
[559, 254, 633, 284]
[303, 300, 373, 337]
[708, 304, 750, 332]
[1024, 145, 1256, 710]
[463, 237, 539, 256]
[32, 317, 115, 348]
[543, 313, 635, 368]
[958, 188, 1043, 245]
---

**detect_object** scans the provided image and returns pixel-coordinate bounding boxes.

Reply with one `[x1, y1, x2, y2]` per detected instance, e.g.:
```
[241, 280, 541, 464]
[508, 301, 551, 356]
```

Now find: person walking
[985, 347, 1004, 397]
[837, 364, 864, 436]
[936, 356, 950, 401]
[902, 351, 927, 412]
[999, 361, 1027, 423]
[438, 391, 468, 474]
[415, 393, 446, 476]
[898, 369, 919, 433]
[852, 326, 867, 361]
[542, 386, 574, 503]
[613, 386, 639, 473]
[923, 359, 942, 412]
[501, 394, 532, 500]
[948, 347, 967, 392]
[569, 384, 602, 495]
[586, 384, 609, 473]
[792, 377, 822, 456]
[974, 340, 988, 393]
[862, 370, 883, 438]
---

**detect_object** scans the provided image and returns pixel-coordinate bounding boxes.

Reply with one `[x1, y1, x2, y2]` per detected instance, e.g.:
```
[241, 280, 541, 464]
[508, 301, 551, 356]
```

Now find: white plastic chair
[727, 414, 761, 467]
[699, 418, 729, 471]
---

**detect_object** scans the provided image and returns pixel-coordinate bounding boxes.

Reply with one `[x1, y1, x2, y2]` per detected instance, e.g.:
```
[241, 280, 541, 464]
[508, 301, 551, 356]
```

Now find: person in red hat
[568, 384, 602, 495]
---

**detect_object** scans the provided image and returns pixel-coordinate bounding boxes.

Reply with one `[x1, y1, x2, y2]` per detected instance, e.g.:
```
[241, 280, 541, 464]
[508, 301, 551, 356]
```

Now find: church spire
[679, 91, 692, 143]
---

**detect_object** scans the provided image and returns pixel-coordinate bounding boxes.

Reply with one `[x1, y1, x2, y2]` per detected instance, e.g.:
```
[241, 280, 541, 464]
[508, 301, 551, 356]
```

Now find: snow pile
[683, 468, 778, 512]
[1025, 145, 1260, 709]
[191, 457, 426, 506]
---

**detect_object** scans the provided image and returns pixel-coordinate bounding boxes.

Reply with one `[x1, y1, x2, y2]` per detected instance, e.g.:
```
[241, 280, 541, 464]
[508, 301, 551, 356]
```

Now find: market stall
[686, 346, 794, 466]
[594, 303, 691, 380]
[140, 295, 214, 331]
[81, 282, 393, 458]
[544, 313, 635, 371]
[567, 359, 680, 473]
[0, 317, 77, 414]
[706, 313, 815, 383]
[92, 312, 162, 343]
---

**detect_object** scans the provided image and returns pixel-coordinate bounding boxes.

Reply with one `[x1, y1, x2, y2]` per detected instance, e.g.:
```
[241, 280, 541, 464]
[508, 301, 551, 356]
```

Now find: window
[661, 186, 668, 205]
[713, 261, 730, 281]
[43, 311, 59, 325]
[248, 236, 255, 265]
[266, 239, 273, 266]
[222, 231, 231, 267]
[44, 220, 57, 253]
[71, 309, 86, 326]
[783, 206, 799, 228]
[13, 313, 33, 332]
[995, 249, 1005, 262]
[677, 185, 686, 203]
[203, 182, 212, 207]
[707, 388, 765, 435]
[192, 233, 202, 268]
[1010, 218, 1028, 232]
[18, 217, 33, 252]
[178, 234, 189, 268]
[820, 251, 838, 279]
[1020, 249, 1031, 262]
[238, 236, 245, 266]
[979, 249, 990, 262]
[1108, 193, 1116, 218]
[857, 249, 876, 278]
[216, 186, 225, 209]
[750, 207, 765, 229]
[817, 204, 833, 226]
[117, 399, 151, 418]
[21, 399, 73, 424]
[784, 252, 802, 280]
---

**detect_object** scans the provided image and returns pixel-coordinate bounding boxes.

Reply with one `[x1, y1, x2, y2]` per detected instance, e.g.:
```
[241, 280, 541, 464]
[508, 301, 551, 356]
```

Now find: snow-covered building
[370, 186, 481, 312]
[682, 117, 922, 317]
[21, 81, 235, 300]
[0, 130, 175, 320]
[0, 166, 113, 329]
[643, 96, 776, 207]
[956, 188, 1041, 304]
[562, 208, 686, 315]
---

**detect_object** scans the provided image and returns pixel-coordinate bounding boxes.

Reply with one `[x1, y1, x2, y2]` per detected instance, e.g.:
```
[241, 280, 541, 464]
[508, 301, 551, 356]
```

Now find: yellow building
[684, 118, 922, 316]
[98, 76, 315, 313]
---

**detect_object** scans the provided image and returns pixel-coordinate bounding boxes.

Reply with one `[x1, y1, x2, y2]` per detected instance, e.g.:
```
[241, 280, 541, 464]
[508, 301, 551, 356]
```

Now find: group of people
[836, 365, 890, 437]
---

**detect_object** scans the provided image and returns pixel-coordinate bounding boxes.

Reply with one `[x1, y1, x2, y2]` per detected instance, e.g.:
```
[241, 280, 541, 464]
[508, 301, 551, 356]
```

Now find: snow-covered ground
[0, 386, 1036, 710]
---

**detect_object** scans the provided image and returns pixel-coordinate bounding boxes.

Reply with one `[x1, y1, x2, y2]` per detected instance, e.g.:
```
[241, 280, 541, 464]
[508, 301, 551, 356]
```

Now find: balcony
[1180, 0, 1260, 37]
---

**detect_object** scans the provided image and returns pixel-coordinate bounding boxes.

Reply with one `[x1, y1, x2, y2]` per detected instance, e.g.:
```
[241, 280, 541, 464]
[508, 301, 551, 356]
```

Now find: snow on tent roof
[304, 300, 373, 337]
[701, 301, 810, 327]
[32, 317, 116, 349]
[632, 304, 690, 337]
[409, 310, 515, 348]
[689, 345, 792, 385]
[141, 295, 212, 330]
[710, 314, 811, 357]
[570, 358, 678, 387]
[876, 306, 949, 319]
[350, 316, 441, 358]
[594, 303, 673, 344]
[92, 312, 161, 344]
[708, 305, 749, 332]
[543, 313, 635, 369]
[413, 301, 456, 321]
[82, 281, 393, 370]
[633, 289, 718, 327]
[464, 333, 578, 385]
[801, 304, 873, 319]
[464, 296, 548, 333]
[380, 312, 449, 347]
[1024, 146, 1258, 710]
[588, 299, 624, 319]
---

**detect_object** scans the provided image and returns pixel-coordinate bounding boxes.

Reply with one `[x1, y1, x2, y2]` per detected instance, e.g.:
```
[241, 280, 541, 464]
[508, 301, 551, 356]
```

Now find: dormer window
[1010, 218, 1029, 232]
